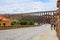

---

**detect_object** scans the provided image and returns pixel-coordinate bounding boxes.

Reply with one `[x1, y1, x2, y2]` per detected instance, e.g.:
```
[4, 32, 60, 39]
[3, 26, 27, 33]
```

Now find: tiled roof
[0, 16, 10, 21]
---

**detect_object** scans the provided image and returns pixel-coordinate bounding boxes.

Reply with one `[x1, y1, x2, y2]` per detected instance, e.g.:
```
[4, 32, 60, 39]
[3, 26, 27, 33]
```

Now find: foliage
[28, 20, 35, 25]
[19, 20, 35, 25]
[19, 20, 29, 25]
[11, 20, 19, 25]
[11, 20, 35, 25]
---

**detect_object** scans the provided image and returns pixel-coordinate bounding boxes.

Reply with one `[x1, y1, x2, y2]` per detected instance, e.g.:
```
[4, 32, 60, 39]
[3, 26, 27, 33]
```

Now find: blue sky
[34, 0, 49, 2]
[0, 0, 57, 14]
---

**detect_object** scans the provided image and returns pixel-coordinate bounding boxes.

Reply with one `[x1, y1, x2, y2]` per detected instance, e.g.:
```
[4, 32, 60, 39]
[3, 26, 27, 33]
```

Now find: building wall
[0, 21, 11, 26]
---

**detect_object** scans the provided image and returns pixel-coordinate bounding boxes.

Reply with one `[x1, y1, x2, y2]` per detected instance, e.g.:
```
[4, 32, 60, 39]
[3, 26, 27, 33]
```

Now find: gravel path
[0, 24, 58, 40]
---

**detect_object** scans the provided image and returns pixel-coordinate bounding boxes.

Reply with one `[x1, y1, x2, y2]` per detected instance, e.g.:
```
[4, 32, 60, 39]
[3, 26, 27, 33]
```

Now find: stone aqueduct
[1, 10, 56, 24]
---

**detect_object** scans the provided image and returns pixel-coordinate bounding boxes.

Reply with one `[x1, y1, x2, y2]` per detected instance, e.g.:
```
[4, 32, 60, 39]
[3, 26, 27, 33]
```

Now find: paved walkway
[0, 24, 58, 40]
[34, 26, 58, 40]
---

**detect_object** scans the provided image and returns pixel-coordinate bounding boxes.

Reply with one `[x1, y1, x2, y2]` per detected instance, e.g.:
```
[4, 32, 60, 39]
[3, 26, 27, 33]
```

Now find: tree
[11, 20, 19, 25]
[19, 20, 35, 25]
[19, 20, 28, 25]
[29, 20, 35, 25]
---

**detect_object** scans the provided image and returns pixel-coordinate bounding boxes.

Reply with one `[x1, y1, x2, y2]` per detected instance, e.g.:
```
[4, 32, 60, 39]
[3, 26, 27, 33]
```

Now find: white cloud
[0, 0, 57, 14]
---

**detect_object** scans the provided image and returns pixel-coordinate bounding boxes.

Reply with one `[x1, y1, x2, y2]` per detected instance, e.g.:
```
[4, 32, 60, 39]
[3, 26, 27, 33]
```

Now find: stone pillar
[45, 12, 47, 23]
[39, 13, 40, 16]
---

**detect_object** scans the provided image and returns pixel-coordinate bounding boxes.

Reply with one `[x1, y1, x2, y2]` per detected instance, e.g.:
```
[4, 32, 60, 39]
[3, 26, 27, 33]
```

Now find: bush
[19, 20, 35, 25]
[11, 21, 17, 25]
[19, 20, 29, 25]
[29, 20, 35, 25]
[11, 20, 35, 25]
[11, 20, 19, 25]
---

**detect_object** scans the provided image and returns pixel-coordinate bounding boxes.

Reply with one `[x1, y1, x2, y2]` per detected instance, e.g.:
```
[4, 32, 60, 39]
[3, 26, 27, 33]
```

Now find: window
[0, 19, 2, 21]
[3, 23, 6, 26]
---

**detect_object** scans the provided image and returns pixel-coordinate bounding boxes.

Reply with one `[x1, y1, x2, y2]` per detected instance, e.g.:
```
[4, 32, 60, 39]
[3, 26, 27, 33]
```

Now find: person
[51, 21, 57, 30]
[53, 21, 57, 30]
[51, 19, 53, 30]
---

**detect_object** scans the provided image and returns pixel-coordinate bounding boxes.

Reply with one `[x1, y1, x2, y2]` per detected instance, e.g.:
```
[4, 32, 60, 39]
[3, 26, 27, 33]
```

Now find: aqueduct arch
[21, 11, 56, 24]
[3, 10, 56, 24]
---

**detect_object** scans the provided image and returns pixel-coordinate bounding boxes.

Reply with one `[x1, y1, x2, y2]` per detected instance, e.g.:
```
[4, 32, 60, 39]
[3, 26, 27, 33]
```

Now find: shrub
[11, 21, 17, 25]
[29, 20, 35, 25]
[19, 20, 35, 25]
[11, 20, 19, 25]
[19, 20, 29, 25]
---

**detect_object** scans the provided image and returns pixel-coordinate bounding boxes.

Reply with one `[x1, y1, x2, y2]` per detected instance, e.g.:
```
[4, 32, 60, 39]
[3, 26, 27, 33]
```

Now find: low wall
[0, 25, 41, 30]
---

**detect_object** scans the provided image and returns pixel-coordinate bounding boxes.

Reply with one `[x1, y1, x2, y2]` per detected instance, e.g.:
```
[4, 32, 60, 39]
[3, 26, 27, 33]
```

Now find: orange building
[0, 16, 11, 26]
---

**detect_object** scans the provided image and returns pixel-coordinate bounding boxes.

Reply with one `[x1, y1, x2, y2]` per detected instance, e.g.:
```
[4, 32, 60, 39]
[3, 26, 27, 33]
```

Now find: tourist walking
[51, 21, 57, 30]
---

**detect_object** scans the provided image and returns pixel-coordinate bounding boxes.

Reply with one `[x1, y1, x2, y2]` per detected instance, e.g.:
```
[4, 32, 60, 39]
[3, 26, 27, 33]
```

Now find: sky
[0, 0, 57, 14]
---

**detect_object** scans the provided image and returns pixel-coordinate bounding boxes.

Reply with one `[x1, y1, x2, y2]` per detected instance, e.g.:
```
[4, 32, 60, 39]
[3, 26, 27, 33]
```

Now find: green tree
[19, 20, 29, 25]
[11, 20, 19, 25]
[29, 20, 35, 25]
